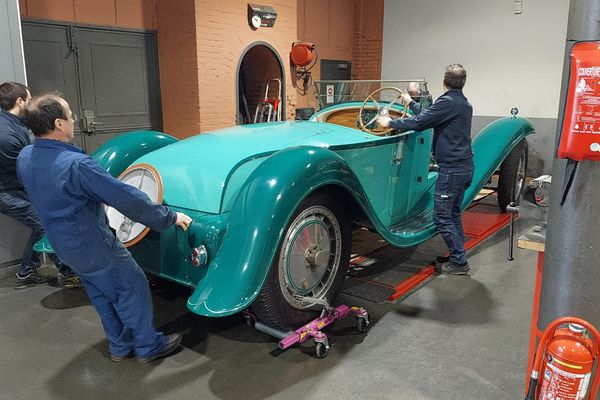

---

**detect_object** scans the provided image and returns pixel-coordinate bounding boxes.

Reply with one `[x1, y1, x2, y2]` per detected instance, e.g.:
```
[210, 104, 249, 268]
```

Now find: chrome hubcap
[278, 205, 341, 309]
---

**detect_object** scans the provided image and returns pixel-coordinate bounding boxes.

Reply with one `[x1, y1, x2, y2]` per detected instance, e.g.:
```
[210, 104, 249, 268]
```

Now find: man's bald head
[407, 82, 421, 97]
[25, 94, 70, 137]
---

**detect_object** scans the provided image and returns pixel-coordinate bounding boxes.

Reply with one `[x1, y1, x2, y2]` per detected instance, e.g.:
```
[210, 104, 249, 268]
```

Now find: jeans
[0, 190, 69, 276]
[433, 162, 474, 266]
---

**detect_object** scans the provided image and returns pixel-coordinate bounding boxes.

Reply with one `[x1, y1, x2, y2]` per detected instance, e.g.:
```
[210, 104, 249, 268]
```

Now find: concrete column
[538, 0, 600, 328]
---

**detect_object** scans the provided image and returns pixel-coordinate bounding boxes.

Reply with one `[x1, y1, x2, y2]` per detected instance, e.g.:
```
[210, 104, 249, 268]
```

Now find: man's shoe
[14, 272, 48, 289]
[110, 352, 132, 362]
[57, 272, 83, 289]
[436, 261, 470, 275]
[135, 333, 182, 363]
[435, 255, 450, 264]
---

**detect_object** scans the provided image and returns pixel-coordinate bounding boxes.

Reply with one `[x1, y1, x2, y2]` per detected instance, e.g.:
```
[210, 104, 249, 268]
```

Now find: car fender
[186, 146, 371, 317]
[464, 116, 535, 207]
[91, 130, 177, 177]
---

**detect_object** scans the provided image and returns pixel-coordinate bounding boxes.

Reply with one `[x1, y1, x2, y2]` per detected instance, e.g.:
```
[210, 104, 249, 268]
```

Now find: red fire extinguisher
[525, 317, 600, 400]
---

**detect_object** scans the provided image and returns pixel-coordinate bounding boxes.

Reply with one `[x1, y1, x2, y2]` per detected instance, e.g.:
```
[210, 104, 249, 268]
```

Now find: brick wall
[195, 0, 297, 132]
[156, 0, 200, 137]
[296, 0, 384, 109]
[352, 0, 383, 80]
[20, 0, 383, 135]
[20, 0, 157, 29]
[296, 0, 354, 109]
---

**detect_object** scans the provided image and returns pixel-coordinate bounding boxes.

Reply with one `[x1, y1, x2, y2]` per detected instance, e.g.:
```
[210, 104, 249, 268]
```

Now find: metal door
[22, 21, 162, 153]
[21, 22, 84, 147]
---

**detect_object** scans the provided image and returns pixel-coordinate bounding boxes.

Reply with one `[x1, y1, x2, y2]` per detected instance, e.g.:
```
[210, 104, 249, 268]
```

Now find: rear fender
[91, 130, 177, 177]
[186, 146, 368, 317]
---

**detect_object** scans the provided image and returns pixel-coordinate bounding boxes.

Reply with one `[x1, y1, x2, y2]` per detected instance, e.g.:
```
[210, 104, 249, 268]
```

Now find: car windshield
[313, 79, 430, 110]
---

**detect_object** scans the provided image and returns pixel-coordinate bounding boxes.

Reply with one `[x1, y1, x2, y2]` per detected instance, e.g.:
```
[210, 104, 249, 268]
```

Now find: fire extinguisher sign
[558, 41, 600, 160]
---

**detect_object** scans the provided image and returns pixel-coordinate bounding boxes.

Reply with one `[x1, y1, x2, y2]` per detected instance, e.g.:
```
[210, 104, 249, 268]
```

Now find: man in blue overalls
[17, 94, 192, 363]
[378, 64, 474, 275]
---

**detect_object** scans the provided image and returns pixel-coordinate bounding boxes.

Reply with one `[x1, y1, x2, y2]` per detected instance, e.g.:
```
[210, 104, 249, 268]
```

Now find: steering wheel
[357, 87, 408, 136]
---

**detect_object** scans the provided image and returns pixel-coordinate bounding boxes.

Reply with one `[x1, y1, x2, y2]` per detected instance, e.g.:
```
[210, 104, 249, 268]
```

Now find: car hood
[135, 121, 378, 213]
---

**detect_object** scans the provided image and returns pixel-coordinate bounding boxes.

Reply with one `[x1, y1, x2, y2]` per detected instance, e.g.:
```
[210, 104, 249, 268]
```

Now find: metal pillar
[538, 0, 600, 329]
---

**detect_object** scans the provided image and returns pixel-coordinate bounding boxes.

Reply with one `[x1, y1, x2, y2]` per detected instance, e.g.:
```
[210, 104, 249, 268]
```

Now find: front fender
[186, 146, 365, 317]
[464, 116, 535, 206]
[91, 130, 177, 177]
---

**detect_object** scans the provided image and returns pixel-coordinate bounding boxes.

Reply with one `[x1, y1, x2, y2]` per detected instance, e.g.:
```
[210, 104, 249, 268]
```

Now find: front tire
[498, 139, 528, 212]
[252, 193, 351, 331]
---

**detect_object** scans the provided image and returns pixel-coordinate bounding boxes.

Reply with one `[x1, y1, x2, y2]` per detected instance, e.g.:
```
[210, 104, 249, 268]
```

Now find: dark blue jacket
[390, 89, 473, 166]
[16, 139, 176, 275]
[0, 110, 33, 191]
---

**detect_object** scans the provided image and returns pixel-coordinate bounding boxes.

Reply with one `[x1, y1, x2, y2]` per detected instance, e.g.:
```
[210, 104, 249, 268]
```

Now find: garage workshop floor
[0, 221, 536, 400]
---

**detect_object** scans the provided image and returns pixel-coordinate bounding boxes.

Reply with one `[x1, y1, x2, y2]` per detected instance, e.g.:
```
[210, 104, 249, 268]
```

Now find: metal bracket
[66, 26, 78, 57]
[81, 109, 102, 135]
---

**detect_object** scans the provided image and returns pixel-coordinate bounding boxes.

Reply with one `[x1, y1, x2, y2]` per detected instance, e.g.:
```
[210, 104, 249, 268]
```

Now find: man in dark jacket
[0, 82, 79, 288]
[17, 94, 192, 363]
[379, 64, 474, 275]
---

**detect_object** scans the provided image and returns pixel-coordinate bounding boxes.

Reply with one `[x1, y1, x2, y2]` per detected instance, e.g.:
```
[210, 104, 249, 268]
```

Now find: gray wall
[0, 0, 29, 274]
[382, 0, 570, 175]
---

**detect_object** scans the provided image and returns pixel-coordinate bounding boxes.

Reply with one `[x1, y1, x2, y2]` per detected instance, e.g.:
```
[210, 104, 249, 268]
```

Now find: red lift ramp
[341, 193, 511, 303]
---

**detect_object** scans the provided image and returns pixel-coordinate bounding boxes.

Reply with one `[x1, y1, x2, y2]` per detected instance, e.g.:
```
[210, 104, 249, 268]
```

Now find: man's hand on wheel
[377, 116, 392, 128]
[175, 212, 192, 231]
[401, 93, 412, 105]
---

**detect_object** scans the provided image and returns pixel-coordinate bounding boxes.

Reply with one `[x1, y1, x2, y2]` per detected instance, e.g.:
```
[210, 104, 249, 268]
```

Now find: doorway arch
[236, 42, 285, 124]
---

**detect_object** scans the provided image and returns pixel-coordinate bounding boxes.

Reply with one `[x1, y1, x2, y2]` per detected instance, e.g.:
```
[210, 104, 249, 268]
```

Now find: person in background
[407, 81, 423, 103]
[17, 93, 192, 363]
[0, 82, 80, 289]
[378, 65, 474, 275]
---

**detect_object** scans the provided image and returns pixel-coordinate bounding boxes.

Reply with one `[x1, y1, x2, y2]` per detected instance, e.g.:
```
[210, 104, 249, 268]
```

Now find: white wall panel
[382, 0, 569, 119]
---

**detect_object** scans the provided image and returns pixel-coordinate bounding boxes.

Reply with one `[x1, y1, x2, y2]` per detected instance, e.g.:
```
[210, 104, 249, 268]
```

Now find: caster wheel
[357, 315, 370, 333]
[243, 312, 255, 328]
[315, 341, 329, 359]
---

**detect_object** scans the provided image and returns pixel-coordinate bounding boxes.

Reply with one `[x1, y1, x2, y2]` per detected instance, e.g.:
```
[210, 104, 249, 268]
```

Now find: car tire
[498, 139, 528, 212]
[251, 193, 351, 331]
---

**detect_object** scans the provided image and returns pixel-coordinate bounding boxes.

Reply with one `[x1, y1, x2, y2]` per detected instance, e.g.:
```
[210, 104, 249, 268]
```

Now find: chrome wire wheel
[513, 145, 528, 201]
[252, 193, 350, 330]
[498, 139, 529, 211]
[278, 205, 342, 309]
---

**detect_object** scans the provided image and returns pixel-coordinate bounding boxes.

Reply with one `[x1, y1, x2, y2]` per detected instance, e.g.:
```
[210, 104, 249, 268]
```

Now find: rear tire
[252, 193, 351, 331]
[498, 139, 528, 212]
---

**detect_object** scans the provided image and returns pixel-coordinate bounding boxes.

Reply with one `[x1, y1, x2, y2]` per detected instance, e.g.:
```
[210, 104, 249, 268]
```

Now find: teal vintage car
[38, 80, 533, 330]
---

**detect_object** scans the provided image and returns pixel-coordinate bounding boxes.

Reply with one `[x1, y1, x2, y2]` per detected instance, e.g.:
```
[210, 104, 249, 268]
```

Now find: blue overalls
[17, 139, 177, 358]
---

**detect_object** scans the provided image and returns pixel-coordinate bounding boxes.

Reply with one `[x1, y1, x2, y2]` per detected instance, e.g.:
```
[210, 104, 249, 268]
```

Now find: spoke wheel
[252, 194, 351, 330]
[498, 139, 528, 212]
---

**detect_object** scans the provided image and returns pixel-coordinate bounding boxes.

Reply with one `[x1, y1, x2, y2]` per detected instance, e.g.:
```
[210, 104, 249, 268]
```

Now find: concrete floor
[0, 225, 537, 400]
